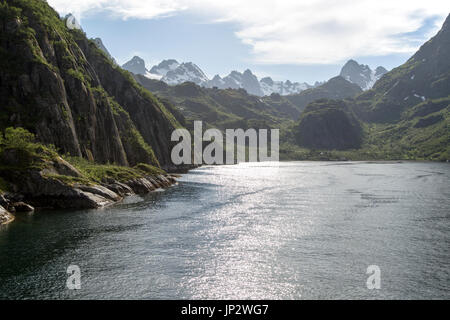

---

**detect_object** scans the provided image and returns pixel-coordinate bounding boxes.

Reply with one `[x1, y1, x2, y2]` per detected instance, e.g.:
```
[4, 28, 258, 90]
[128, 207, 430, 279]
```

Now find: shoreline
[0, 172, 179, 226]
[2, 159, 448, 226]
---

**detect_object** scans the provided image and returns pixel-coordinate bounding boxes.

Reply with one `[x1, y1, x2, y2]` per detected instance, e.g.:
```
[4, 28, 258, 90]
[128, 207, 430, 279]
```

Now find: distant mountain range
[120, 55, 386, 96]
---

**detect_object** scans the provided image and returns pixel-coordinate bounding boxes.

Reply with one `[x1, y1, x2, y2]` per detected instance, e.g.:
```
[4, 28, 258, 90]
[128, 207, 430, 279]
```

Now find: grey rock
[122, 56, 148, 75]
[0, 205, 14, 225]
[11, 202, 34, 212]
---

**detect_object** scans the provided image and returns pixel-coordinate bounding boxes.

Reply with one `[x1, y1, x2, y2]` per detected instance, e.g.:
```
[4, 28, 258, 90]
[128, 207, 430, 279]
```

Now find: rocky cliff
[0, 0, 181, 170]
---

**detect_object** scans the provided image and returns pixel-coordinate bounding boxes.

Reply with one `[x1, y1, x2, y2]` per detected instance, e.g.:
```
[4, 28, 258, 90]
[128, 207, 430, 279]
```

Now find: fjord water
[0, 162, 449, 299]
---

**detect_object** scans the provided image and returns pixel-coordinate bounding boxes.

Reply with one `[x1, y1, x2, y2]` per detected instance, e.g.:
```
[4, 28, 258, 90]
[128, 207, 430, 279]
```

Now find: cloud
[47, 0, 450, 64]
[47, 0, 187, 20]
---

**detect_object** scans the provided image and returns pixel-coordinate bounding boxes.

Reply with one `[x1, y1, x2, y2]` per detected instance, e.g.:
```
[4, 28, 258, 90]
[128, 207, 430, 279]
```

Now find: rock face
[340, 60, 387, 90]
[0, 151, 178, 213]
[293, 100, 363, 150]
[92, 38, 116, 65]
[122, 56, 148, 76]
[0, 1, 181, 170]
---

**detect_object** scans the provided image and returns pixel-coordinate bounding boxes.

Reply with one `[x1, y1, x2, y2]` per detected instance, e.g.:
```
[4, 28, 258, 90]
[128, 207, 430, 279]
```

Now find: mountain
[122, 56, 150, 77]
[133, 73, 362, 135]
[133, 75, 302, 131]
[149, 59, 180, 77]
[340, 60, 387, 90]
[292, 14, 450, 160]
[163, 62, 209, 86]
[260, 77, 312, 96]
[208, 69, 263, 96]
[206, 69, 313, 97]
[0, 0, 181, 170]
[124, 58, 208, 85]
[354, 14, 450, 123]
[285, 76, 363, 112]
[124, 57, 313, 96]
[92, 38, 116, 65]
[293, 99, 363, 150]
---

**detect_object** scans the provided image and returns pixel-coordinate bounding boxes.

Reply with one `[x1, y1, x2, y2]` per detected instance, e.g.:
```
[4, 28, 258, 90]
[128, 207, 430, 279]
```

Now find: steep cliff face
[0, 0, 180, 169]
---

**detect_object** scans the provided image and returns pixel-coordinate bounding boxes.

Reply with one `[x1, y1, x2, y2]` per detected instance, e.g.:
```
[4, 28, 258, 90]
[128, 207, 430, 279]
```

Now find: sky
[47, 0, 450, 84]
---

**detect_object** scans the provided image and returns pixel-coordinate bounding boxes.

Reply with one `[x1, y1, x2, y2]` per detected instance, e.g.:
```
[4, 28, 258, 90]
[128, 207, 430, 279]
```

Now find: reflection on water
[0, 162, 449, 299]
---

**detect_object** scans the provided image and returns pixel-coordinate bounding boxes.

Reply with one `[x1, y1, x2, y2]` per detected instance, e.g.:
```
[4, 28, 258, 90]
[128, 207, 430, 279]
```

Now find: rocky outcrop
[0, 147, 178, 216]
[0, 205, 14, 225]
[0, 167, 177, 214]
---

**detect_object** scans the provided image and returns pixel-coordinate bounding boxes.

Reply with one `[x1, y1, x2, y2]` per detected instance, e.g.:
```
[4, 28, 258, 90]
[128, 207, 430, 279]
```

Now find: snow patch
[144, 72, 163, 80]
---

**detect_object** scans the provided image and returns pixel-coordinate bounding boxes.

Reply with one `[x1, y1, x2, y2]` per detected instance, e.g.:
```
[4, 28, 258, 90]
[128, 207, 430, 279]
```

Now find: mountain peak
[260, 77, 274, 86]
[340, 59, 387, 90]
[122, 56, 148, 75]
[343, 59, 359, 67]
[149, 60, 180, 76]
[131, 56, 144, 63]
[92, 38, 116, 64]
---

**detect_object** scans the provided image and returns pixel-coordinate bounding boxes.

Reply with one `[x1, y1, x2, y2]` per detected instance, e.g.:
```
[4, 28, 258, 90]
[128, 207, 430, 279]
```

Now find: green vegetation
[0, 127, 59, 169]
[292, 100, 363, 150]
[64, 156, 165, 184]
[0, 176, 10, 193]
[0, 127, 166, 191]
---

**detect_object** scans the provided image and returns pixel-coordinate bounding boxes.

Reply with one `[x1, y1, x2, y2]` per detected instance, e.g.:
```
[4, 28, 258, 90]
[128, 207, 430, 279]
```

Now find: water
[0, 162, 449, 300]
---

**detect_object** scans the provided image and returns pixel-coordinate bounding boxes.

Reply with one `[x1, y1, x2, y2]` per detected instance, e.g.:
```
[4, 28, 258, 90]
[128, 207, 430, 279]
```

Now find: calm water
[0, 162, 449, 300]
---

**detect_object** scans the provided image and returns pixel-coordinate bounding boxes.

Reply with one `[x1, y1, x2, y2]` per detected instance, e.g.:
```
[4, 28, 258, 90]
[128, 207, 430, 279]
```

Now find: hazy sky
[48, 0, 449, 83]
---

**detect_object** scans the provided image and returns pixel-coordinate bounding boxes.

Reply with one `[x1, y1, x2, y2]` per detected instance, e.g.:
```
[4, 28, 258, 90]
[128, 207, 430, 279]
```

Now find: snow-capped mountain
[122, 56, 162, 80]
[161, 62, 209, 86]
[206, 70, 313, 96]
[122, 56, 313, 96]
[124, 58, 208, 86]
[340, 60, 387, 90]
[207, 69, 263, 96]
[260, 77, 312, 96]
[149, 59, 180, 77]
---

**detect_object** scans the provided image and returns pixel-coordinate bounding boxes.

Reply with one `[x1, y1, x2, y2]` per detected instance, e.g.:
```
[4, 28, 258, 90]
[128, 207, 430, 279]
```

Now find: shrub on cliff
[0, 127, 59, 168]
[2, 127, 35, 150]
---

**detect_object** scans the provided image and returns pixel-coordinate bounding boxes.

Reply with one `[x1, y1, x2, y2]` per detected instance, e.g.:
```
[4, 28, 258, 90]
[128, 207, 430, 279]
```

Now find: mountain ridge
[123, 57, 316, 97]
[0, 0, 181, 170]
